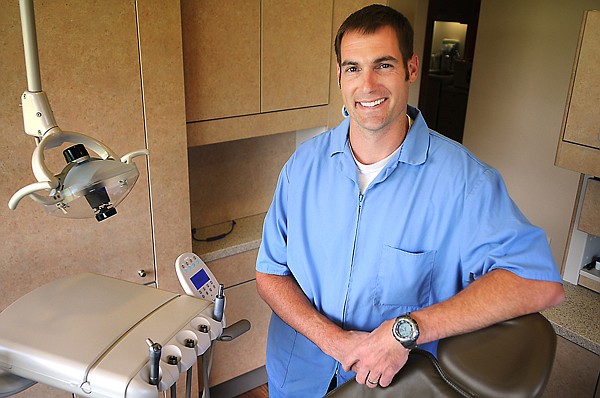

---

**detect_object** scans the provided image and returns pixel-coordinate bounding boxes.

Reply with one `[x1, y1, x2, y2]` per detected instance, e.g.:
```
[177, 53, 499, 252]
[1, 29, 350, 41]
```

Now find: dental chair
[0, 370, 35, 398]
[326, 313, 556, 398]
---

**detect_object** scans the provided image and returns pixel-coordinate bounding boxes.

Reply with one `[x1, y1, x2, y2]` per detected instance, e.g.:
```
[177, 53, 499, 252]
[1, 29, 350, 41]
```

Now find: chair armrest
[437, 312, 556, 398]
[0, 369, 36, 398]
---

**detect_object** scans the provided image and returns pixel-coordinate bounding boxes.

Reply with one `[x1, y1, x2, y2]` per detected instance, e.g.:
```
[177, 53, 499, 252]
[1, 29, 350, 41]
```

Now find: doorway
[418, 0, 481, 143]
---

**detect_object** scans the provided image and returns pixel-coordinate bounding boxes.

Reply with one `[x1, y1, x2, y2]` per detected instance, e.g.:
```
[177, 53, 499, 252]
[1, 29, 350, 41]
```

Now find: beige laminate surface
[579, 178, 600, 236]
[261, 0, 332, 112]
[188, 133, 294, 229]
[207, 279, 271, 386]
[563, 10, 600, 150]
[136, 0, 193, 293]
[193, 213, 265, 263]
[182, 0, 260, 122]
[186, 105, 328, 146]
[555, 9, 600, 176]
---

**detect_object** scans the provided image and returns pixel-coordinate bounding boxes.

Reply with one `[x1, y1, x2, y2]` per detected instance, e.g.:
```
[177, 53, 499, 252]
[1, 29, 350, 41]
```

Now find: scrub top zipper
[334, 191, 365, 380]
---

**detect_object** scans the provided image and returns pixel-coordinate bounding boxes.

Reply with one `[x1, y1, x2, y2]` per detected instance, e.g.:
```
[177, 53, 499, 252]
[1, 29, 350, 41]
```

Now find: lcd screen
[191, 269, 210, 290]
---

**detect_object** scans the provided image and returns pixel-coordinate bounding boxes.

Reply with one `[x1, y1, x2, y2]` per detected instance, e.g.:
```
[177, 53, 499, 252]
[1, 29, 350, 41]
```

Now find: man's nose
[360, 69, 378, 92]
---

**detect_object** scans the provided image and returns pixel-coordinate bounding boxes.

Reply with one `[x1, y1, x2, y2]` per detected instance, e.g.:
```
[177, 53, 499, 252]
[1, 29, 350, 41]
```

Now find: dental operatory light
[7, 0, 149, 222]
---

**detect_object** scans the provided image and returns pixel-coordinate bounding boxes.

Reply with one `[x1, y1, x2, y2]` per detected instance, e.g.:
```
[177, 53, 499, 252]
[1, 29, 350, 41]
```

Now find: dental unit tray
[0, 273, 223, 397]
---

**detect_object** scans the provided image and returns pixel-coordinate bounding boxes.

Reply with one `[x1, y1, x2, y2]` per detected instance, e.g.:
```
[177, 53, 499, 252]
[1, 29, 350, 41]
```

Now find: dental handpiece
[213, 284, 225, 322]
[146, 338, 162, 386]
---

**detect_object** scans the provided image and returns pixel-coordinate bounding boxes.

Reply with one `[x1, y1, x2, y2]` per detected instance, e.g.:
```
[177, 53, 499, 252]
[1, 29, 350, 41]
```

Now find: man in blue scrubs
[256, 5, 564, 397]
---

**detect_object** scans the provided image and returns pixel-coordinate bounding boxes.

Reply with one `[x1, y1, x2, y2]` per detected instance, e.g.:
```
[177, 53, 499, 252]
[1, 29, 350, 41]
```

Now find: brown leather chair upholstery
[326, 313, 556, 398]
[0, 370, 36, 398]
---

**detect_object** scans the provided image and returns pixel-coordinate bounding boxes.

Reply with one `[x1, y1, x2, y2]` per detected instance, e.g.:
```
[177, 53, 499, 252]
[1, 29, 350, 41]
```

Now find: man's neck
[349, 115, 411, 165]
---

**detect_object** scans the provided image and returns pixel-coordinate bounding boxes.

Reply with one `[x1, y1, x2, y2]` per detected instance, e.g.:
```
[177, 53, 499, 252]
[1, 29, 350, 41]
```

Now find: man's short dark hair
[334, 4, 414, 79]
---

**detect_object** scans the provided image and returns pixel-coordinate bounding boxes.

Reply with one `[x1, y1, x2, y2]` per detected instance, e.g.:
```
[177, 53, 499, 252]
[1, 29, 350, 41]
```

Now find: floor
[237, 384, 268, 398]
[541, 336, 600, 397]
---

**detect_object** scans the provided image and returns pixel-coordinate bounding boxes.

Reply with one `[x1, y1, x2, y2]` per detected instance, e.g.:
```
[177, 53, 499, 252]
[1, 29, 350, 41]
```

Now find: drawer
[208, 249, 259, 287]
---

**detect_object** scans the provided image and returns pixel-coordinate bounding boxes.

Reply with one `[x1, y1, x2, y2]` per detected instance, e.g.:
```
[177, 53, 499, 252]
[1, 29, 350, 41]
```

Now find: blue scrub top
[256, 106, 562, 397]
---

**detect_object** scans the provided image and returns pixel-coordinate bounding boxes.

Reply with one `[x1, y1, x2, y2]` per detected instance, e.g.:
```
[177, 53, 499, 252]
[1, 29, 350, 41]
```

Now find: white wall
[463, 0, 600, 267]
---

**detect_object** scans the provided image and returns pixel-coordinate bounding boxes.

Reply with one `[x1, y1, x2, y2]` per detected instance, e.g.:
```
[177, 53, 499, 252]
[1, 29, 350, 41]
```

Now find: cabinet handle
[138, 269, 147, 278]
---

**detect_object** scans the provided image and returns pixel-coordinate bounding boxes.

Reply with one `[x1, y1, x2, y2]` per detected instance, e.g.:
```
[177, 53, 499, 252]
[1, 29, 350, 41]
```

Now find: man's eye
[345, 66, 358, 73]
[378, 63, 392, 69]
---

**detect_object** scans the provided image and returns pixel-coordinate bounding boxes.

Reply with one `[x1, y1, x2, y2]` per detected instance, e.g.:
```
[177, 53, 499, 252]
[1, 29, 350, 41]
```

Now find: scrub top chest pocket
[374, 245, 436, 316]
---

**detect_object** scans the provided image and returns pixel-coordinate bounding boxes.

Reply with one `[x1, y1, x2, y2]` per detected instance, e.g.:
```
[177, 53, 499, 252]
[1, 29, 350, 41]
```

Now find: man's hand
[341, 319, 410, 388]
[322, 329, 369, 364]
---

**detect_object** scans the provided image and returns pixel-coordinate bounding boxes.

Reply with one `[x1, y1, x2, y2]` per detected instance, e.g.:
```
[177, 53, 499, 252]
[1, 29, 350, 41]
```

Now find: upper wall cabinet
[182, 0, 333, 146]
[556, 10, 600, 177]
[182, 1, 260, 121]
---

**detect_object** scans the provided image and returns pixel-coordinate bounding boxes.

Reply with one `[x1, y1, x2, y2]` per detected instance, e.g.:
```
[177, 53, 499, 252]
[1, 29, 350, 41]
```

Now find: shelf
[186, 106, 328, 147]
[192, 213, 266, 262]
[580, 267, 600, 283]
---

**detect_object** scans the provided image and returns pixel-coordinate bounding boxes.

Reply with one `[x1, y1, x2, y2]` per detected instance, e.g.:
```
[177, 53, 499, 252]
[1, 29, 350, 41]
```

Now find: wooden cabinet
[579, 178, 600, 237]
[205, 250, 272, 386]
[182, 0, 333, 146]
[261, 0, 331, 113]
[556, 10, 600, 177]
[182, 1, 260, 121]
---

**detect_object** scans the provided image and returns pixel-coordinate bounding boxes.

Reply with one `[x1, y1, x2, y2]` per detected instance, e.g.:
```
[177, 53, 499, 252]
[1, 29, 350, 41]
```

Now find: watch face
[397, 320, 413, 338]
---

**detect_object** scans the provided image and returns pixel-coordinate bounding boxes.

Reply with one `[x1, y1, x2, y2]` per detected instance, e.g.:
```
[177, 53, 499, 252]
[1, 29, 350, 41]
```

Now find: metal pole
[18, 0, 42, 92]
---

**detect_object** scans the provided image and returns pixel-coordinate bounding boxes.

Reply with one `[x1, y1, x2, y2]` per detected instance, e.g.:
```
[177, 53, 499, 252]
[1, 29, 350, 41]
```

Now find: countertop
[543, 281, 600, 355]
[193, 216, 599, 355]
[192, 213, 265, 262]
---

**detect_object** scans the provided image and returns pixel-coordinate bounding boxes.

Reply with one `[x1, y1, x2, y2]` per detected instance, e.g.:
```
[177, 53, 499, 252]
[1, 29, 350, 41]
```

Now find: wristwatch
[392, 313, 420, 349]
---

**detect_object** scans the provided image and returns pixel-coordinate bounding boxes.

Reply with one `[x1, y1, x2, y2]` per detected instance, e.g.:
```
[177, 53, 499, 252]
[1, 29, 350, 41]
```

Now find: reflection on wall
[430, 21, 468, 72]
[432, 21, 468, 57]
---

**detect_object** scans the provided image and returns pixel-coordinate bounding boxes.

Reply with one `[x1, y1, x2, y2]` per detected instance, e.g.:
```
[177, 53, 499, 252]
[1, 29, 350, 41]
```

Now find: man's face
[337, 26, 418, 136]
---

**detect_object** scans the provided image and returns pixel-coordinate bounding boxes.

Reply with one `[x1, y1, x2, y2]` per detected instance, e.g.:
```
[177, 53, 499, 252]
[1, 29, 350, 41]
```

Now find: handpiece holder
[218, 319, 251, 342]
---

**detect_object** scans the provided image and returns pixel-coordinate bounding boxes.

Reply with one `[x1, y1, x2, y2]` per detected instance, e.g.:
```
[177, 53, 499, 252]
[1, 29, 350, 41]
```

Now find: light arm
[19, 0, 41, 92]
[8, 181, 53, 210]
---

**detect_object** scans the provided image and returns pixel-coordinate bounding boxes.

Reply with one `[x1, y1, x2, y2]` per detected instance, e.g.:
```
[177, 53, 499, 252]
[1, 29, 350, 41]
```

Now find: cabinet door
[563, 10, 600, 150]
[182, 0, 261, 121]
[206, 250, 271, 386]
[262, 0, 333, 112]
[578, 178, 600, 236]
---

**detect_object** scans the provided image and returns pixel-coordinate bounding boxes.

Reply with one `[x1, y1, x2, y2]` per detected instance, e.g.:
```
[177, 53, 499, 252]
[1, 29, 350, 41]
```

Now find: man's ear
[408, 54, 419, 83]
[336, 64, 341, 88]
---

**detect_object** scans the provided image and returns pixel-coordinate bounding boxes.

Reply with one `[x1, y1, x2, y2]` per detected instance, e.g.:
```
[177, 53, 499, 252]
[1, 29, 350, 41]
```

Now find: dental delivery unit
[0, 253, 249, 397]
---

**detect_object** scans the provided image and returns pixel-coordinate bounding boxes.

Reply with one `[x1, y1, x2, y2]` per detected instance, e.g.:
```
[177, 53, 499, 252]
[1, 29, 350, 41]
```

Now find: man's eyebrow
[340, 56, 399, 67]
[341, 60, 359, 67]
[374, 55, 399, 63]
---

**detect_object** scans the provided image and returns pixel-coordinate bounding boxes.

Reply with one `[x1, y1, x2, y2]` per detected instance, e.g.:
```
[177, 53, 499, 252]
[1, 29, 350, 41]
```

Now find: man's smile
[358, 98, 387, 107]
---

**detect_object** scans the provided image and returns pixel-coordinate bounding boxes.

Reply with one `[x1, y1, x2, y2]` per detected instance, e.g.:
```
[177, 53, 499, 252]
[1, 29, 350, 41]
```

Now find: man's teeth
[360, 98, 386, 107]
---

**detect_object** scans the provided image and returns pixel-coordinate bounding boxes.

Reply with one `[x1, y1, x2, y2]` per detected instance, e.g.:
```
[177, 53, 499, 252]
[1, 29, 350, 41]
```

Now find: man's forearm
[342, 269, 564, 387]
[411, 269, 565, 345]
[255, 270, 359, 359]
